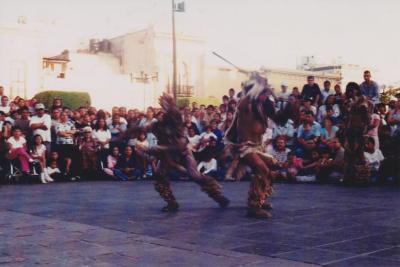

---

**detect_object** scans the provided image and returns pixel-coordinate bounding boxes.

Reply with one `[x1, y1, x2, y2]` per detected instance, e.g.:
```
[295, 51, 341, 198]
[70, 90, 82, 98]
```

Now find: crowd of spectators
[0, 70, 399, 185]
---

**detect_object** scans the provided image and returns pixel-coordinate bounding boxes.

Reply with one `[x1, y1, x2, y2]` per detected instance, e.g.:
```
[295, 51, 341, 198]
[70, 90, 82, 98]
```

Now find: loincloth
[236, 141, 277, 165]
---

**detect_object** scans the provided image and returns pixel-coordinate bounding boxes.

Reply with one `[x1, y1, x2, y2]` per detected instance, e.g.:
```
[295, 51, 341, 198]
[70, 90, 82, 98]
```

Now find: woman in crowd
[113, 145, 140, 181]
[55, 111, 76, 177]
[92, 118, 111, 162]
[103, 146, 120, 179]
[6, 126, 34, 175]
[78, 126, 99, 179]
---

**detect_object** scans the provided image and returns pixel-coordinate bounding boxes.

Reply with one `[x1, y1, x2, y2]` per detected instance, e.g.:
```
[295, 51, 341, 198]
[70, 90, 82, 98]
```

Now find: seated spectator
[113, 145, 140, 181]
[78, 126, 99, 179]
[210, 119, 223, 144]
[364, 136, 384, 183]
[316, 138, 345, 183]
[316, 95, 340, 123]
[300, 98, 317, 115]
[103, 146, 120, 179]
[187, 127, 201, 152]
[285, 151, 303, 180]
[219, 111, 234, 133]
[272, 111, 295, 147]
[267, 137, 291, 181]
[46, 160, 61, 180]
[30, 134, 53, 183]
[198, 125, 217, 151]
[197, 155, 218, 178]
[320, 117, 339, 145]
[6, 126, 34, 174]
[183, 114, 199, 135]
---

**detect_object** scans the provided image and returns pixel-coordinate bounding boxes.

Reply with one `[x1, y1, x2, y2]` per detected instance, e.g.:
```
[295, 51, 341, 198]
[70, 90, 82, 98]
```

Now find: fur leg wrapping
[248, 173, 272, 209]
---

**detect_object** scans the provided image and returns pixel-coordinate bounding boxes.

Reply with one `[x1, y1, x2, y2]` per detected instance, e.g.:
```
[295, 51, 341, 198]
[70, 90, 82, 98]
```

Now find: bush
[177, 96, 220, 108]
[34, 91, 91, 110]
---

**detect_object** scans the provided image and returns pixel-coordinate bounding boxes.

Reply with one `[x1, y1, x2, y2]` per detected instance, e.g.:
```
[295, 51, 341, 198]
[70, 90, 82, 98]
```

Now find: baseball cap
[281, 81, 288, 87]
[35, 103, 45, 110]
[83, 126, 92, 133]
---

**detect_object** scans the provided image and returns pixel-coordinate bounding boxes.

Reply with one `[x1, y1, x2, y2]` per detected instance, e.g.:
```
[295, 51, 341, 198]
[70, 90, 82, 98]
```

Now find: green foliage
[33, 91, 91, 110]
[177, 96, 220, 108]
[380, 87, 400, 104]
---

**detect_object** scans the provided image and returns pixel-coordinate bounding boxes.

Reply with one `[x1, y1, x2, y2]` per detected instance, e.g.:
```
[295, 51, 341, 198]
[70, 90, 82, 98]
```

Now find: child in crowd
[364, 136, 384, 183]
[103, 146, 120, 179]
[198, 125, 217, 151]
[46, 160, 61, 180]
[30, 134, 53, 183]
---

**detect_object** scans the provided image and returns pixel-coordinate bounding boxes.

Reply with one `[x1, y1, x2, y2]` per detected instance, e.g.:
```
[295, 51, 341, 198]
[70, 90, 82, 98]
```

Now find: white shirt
[31, 144, 46, 158]
[321, 90, 331, 104]
[92, 129, 112, 149]
[0, 105, 10, 114]
[364, 149, 384, 171]
[30, 114, 52, 142]
[7, 136, 26, 149]
[188, 135, 201, 150]
[197, 158, 217, 174]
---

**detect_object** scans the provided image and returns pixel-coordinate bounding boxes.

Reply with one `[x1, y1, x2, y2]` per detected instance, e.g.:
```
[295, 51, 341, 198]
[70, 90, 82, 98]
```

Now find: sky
[1, 0, 399, 84]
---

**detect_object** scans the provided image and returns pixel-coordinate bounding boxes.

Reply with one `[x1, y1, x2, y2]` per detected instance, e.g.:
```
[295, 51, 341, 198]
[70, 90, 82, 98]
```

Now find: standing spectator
[14, 107, 31, 137]
[109, 114, 127, 148]
[51, 97, 63, 111]
[301, 76, 321, 106]
[78, 126, 99, 179]
[113, 145, 140, 181]
[386, 96, 400, 136]
[228, 88, 237, 101]
[276, 82, 291, 110]
[55, 111, 76, 176]
[92, 118, 111, 161]
[333, 84, 344, 106]
[360, 70, 379, 103]
[0, 95, 10, 115]
[321, 80, 331, 104]
[29, 103, 51, 154]
[367, 108, 381, 149]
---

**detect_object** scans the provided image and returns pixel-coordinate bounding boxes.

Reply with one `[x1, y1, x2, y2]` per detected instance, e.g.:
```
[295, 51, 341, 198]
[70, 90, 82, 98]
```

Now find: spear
[212, 51, 249, 75]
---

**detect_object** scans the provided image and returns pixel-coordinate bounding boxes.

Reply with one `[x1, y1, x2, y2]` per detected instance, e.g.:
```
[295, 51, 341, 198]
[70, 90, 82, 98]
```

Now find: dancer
[138, 93, 229, 212]
[225, 72, 277, 218]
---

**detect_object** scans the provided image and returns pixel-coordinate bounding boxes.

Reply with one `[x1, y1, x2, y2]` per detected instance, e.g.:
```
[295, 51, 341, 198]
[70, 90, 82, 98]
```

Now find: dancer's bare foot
[247, 208, 272, 219]
[216, 196, 230, 208]
[262, 202, 273, 210]
[161, 202, 179, 212]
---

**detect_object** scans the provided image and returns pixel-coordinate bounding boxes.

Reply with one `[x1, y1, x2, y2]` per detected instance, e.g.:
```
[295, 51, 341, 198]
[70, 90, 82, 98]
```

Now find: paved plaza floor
[0, 181, 399, 266]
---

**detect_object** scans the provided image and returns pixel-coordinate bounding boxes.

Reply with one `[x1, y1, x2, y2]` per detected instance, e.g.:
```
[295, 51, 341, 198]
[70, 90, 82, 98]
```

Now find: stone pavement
[0, 181, 399, 266]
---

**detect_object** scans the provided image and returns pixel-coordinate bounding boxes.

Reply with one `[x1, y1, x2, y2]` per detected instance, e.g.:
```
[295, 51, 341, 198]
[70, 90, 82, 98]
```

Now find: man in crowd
[29, 103, 52, 154]
[360, 70, 379, 104]
[301, 76, 321, 106]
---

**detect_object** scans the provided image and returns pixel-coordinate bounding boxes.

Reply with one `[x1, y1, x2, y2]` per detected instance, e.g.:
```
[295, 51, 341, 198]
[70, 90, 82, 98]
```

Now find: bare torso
[236, 97, 266, 144]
